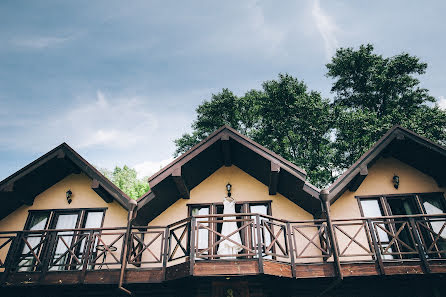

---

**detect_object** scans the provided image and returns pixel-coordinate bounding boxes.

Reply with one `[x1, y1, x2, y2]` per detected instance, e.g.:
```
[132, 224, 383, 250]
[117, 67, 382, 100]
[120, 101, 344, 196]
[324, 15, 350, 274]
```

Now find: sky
[1, 0, 446, 180]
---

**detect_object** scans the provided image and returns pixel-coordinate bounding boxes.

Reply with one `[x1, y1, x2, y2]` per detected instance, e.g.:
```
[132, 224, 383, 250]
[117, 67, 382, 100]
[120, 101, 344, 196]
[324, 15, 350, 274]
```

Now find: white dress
[217, 198, 243, 257]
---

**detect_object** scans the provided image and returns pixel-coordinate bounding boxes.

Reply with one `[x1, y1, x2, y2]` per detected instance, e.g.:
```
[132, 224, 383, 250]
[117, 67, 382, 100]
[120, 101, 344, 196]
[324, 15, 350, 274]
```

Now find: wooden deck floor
[2, 259, 446, 287]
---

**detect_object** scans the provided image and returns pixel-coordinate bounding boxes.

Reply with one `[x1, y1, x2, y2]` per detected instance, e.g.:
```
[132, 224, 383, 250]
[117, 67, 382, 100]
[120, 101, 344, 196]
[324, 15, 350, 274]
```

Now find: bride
[217, 195, 243, 257]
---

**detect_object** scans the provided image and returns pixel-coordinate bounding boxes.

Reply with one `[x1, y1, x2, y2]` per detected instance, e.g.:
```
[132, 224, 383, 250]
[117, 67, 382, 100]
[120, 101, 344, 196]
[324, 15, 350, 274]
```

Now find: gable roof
[327, 125, 446, 203]
[0, 143, 132, 220]
[136, 125, 321, 225]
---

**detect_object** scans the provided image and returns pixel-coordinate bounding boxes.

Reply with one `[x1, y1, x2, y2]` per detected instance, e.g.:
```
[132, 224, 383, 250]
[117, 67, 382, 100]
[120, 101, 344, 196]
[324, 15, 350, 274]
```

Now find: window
[17, 208, 106, 272]
[188, 201, 271, 257]
[357, 193, 446, 260]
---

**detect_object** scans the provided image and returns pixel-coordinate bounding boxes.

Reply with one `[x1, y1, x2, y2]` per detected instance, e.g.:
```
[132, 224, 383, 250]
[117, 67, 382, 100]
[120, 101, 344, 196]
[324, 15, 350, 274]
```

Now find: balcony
[1, 213, 445, 287]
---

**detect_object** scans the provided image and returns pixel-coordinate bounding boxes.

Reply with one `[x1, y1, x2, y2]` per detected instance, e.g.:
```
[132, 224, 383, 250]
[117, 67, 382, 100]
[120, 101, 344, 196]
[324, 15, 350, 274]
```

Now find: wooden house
[0, 125, 445, 296]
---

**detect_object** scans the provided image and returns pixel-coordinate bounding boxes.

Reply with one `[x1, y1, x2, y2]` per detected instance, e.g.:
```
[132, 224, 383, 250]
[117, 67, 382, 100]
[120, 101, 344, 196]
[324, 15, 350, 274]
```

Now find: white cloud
[59, 91, 158, 149]
[0, 89, 196, 180]
[438, 96, 446, 110]
[133, 157, 174, 179]
[0, 90, 159, 151]
[12, 36, 73, 49]
[312, 0, 339, 59]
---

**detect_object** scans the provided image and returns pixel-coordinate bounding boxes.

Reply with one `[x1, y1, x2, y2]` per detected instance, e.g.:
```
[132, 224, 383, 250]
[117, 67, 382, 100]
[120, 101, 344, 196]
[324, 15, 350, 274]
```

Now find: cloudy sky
[1, 0, 445, 180]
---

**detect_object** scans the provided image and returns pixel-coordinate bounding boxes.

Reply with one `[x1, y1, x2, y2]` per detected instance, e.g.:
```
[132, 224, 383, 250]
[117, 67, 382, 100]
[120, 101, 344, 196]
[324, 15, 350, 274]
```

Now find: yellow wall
[0, 173, 128, 270]
[330, 157, 446, 261]
[0, 173, 128, 232]
[149, 165, 313, 227]
[141, 166, 317, 267]
[331, 157, 446, 219]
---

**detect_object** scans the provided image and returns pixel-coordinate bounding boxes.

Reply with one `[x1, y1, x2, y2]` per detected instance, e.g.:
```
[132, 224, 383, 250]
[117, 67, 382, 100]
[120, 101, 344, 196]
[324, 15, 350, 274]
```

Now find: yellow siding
[0, 173, 128, 231]
[330, 157, 446, 261]
[149, 165, 313, 227]
[331, 157, 446, 219]
[144, 165, 317, 266]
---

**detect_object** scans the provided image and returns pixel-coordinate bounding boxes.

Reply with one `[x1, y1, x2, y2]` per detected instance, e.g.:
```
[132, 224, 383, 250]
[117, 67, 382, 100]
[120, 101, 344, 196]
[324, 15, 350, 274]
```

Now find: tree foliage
[175, 74, 334, 187]
[174, 44, 446, 188]
[327, 44, 446, 170]
[101, 165, 150, 200]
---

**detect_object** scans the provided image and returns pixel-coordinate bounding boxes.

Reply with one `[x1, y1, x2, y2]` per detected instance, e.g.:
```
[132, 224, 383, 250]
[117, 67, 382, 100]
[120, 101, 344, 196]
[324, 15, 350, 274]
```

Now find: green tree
[101, 165, 150, 200]
[254, 75, 334, 186]
[174, 88, 260, 155]
[174, 45, 446, 188]
[175, 74, 334, 187]
[327, 44, 446, 170]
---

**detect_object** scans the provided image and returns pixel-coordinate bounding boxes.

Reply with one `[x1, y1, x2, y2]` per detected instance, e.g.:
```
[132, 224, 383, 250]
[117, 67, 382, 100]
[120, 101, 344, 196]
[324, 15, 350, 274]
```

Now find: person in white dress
[217, 196, 243, 258]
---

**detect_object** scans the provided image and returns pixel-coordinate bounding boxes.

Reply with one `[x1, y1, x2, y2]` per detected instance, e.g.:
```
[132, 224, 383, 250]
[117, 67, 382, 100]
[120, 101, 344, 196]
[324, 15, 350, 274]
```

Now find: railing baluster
[162, 226, 169, 280]
[39, 231, 54, 278]
[0, 232, 21, 285]
[286, 222, 296, 278]
[409, 218, 430, 274]
[366, 219, 385, 275]
[321, 193, 343, 280]
[189, 217, 196, 276]
[255, 214, 264, 274]
[80, 230, 94, 283]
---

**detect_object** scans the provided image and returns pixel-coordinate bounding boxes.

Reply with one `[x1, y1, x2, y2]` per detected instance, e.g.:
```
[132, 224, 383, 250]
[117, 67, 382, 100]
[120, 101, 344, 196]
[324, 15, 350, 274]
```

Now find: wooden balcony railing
[0, 213, 445, 284]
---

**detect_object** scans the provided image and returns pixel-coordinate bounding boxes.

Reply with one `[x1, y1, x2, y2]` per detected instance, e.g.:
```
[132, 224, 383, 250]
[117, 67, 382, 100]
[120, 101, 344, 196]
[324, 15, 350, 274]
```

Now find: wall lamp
[226, 183, 232, 197]
[66, 189, 73, 204]
[393, 175, 399, 189]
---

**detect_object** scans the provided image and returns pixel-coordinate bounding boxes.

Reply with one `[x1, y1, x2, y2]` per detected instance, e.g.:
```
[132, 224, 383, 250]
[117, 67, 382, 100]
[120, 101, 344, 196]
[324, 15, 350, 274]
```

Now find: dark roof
[326, 125, 446, 203]
[136, 125, 321, 225]
[0, 143, 132, 220]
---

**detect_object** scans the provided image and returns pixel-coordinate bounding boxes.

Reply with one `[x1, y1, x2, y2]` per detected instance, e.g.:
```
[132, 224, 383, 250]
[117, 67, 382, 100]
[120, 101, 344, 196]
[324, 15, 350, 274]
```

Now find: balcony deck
[1, 213, 446, 287]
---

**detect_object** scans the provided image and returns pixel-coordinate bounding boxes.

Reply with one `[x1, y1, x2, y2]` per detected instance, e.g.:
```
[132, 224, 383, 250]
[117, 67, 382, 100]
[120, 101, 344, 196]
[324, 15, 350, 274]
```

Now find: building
[0, 125, 445, 296]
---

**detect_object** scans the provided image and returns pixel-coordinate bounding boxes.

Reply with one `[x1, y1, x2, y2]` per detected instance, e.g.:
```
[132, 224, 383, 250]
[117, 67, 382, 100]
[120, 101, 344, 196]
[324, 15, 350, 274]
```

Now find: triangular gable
[136, 126, 321, 225]
[0, 143, 132, 220]
[327, 125, 446, 203]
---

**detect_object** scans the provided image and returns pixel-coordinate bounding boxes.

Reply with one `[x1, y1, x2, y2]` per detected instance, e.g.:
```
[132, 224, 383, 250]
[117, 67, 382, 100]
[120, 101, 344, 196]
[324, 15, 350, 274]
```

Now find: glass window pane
[421, 194, 446, 239]
[360, 199, 389, 243]
[361, 199, 383, 217]
[422, 194, 445, 215]
[84, 212, 104, 228]
[192, 207, 209, 250]
[18, 212, 50, 271]
[250, 204, 271, 258]
[250, 205, 267, 215]
[51, 213, 79, 271]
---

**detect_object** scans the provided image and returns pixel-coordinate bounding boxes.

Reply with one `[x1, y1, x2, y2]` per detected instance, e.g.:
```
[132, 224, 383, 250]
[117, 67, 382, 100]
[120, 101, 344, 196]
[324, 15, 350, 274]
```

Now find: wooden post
[162, 226, 170, 281]
[320, 190, 343, 280]
[189, 217, 196, 276]
[80, 229, 94, 283]
[255, 214, 264, 274]
[366, 218, 385, 275]
[38, 230, 54, 281]
[118, 199, 137, 295]
[409, 218, 431, 274]
[286, 222, 296, 278]
[0, 232, 21, 285]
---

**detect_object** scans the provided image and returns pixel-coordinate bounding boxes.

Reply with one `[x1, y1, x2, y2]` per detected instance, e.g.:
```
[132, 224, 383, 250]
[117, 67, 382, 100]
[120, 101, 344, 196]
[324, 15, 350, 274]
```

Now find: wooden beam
[395, 131, 405, 140]
[269, 162, 280, 195]
[347, 166, 368, 192]
[91, 179, 114, 203]
[63, 157, 81, 175]
[0, 181, 14, 192]
[172, 167, 190, 199]
[56, 149, 66, 159]
[221, 134, 231, 167]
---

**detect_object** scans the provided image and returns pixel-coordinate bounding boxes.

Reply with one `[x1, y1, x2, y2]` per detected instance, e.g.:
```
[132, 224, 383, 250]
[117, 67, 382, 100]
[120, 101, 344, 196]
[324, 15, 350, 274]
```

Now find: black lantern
[66, 189, 73, 204]
[226, 183, 232, 197]
[392, 175, 399, 189]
